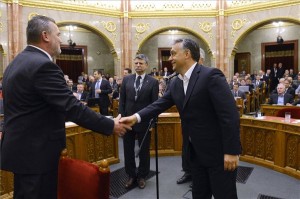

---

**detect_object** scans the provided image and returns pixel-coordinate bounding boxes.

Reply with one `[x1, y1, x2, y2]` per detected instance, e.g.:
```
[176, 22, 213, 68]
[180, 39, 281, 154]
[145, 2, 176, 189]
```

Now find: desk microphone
[164, 72, 179, 81]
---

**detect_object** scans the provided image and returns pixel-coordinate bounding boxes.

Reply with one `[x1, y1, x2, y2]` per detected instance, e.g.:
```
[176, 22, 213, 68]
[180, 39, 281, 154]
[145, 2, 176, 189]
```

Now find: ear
[185, 49, 191, 58]
[41, 31, 50, 42]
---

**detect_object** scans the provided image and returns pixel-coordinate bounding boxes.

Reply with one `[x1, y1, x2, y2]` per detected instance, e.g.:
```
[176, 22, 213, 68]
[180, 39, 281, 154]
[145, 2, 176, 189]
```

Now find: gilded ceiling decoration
[101, 21, 117, 41]
[199, 22, 213, 40]
[231, 19, 247, 38]
[135, 23, 150, 40]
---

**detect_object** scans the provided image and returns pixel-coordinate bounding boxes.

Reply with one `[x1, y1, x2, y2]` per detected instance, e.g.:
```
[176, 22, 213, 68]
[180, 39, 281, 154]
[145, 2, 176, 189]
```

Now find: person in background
[0, 15, 130, 199]
[112, 77, 123, 99]
[119, 54, 159, 189]
[231, 83, 246, 100]
[66, 79, 76, 92]
[89, 70, 112, 115]
[161, 67, 171, 78]
[120, 38, 241, 199]
[268, 83, 294, 105]
[149, 67, 159, 76]
[123, 67, 132, 76]
[76, 83, 88, 102]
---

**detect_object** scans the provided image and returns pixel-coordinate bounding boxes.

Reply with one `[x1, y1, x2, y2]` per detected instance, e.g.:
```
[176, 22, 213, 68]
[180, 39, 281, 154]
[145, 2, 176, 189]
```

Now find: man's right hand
[113, 114, 132, 136]
[119, 115, 138, 126]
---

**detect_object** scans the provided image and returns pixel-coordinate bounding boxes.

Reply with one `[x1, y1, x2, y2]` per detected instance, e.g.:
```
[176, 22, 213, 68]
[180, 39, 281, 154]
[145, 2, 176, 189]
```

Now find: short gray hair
[26, 15, 56, 44]
[134, 54, 149, 65]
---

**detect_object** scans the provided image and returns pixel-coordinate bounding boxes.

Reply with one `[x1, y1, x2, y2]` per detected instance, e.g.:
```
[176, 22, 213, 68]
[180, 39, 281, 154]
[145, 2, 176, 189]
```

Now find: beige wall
[237, 24, 300, 72]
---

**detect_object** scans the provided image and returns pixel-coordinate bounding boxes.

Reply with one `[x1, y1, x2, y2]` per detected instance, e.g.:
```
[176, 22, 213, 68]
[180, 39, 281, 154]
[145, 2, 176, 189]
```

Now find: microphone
[164, 72, 179, 80]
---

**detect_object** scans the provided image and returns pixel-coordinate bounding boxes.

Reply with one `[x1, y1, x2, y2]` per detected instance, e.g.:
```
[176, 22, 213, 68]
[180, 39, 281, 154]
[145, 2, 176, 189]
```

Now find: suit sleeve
[34, 62, 114, 135]
[208, 69, 241, 155]
[138, 79, 174, 122]
[101, 80, 112, 94]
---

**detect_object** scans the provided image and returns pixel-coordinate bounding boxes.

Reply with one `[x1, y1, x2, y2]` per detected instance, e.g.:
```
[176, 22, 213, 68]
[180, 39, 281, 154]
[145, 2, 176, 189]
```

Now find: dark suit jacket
[77, 91, 88, 101]
[268, 93, 294, 105]
[252, 80, 264, 89]
[119, 74, 158, 132]
[89, 79, 112, 107]
[1, 46, 114, 174]
[138, 64, 241, 167]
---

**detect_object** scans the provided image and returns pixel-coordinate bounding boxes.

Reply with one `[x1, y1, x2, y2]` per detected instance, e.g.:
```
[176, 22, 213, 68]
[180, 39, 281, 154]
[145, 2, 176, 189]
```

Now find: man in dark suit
[161, 67, 171, 77]
[232, 83, 246, 100]
[270, 63, 278, 91]
[89, 70, 112, 115]
[121, 38, 241, 199]
[66, 79, 76, 91]
[76, 83, 88, 102]
[268, 83, 294, 105]
[149, 67, 159, 76]
[119, 54, 159, 189]
[0, 15, 130, 199]
[253, 75, 264, 90]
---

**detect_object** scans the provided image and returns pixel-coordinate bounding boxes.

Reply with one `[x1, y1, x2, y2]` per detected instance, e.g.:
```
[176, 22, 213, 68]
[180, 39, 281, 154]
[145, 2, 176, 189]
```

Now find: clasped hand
[113, 114, 137, 136]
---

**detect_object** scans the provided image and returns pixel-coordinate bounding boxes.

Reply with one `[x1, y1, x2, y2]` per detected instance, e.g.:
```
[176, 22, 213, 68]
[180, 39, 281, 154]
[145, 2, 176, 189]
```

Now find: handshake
[112, 114, 139, 136]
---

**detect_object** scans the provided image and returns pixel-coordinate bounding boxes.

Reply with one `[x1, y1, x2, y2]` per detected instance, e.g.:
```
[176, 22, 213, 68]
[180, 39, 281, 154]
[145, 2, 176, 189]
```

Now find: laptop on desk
[239, 86, 249, 93]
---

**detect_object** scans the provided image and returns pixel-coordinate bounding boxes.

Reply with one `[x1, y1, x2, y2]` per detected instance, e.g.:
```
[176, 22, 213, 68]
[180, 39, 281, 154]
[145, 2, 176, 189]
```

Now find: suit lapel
[183, 65, 201, 109]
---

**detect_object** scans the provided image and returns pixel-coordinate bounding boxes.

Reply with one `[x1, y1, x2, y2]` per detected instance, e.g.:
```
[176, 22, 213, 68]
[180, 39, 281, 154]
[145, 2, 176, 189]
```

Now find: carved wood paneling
[66, 136, 76, 158]
[241, 116, 300, 179]
[286, 135, 298, 169]
[265, 132, 274, 161]
[255, 129, 265, 158]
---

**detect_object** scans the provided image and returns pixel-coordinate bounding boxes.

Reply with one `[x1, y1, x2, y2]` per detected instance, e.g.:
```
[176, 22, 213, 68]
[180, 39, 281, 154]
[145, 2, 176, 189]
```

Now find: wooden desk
[150, 112, 182, 156]
[260, 104, 300, 116]
[240, 115, 300, 179]
[0, 123, 118, 197]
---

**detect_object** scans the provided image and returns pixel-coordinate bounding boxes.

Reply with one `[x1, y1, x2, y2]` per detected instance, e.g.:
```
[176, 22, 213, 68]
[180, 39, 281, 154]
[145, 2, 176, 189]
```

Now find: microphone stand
[154, 117, 159, 199]
[135, 117, 160, 199]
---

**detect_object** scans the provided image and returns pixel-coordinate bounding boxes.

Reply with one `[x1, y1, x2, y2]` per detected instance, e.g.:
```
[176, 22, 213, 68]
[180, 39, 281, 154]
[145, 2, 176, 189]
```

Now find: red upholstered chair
[276, 107, 300, 119]
[58, 149, 110, 199]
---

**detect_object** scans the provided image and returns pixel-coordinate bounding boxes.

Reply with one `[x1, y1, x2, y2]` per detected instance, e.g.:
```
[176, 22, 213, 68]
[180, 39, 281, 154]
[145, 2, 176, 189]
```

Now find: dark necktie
[136, 76, 141, 88]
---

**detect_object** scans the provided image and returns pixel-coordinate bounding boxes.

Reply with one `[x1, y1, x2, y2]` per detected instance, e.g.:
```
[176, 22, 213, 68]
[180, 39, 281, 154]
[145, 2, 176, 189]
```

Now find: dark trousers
[13, 169, 58, 199]
[123, 129, 151, 179]
[99, 105, 109, 116]
[181, 140, 191, 174]
[189, 145, 238, 199]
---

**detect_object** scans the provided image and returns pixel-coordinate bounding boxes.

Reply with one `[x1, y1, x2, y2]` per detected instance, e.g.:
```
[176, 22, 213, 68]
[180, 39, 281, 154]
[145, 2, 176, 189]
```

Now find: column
[7, 1, 23, 62]
[216, 0, 228, 76]
[120, 0, 132, 74]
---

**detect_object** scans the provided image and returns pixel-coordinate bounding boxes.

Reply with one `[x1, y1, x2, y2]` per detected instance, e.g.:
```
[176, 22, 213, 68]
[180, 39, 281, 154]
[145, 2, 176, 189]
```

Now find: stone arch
[228, 17, 300, 77]
[57, 21, 117, 57]
[233, 17, 300, 48]
[138, 26, 212, 55]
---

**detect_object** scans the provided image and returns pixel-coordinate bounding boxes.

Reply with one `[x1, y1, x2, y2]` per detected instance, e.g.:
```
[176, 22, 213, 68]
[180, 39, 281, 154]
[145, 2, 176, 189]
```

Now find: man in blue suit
[1, 15, 130, 199]
[121, 38, 241, 199]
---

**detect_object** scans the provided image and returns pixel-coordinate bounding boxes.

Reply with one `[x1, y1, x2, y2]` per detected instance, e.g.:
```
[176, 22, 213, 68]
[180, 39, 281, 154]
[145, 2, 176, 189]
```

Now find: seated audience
[284, 79, 295, 97]
[76, 83, 88, 102]
[231, 83, 246, 100]
[245, 78, 254, 92]
[253, 75, 264, 89]
[149, 68, 159, 76]
[268, 83, 294, 105]
[67, 79, 76, 92]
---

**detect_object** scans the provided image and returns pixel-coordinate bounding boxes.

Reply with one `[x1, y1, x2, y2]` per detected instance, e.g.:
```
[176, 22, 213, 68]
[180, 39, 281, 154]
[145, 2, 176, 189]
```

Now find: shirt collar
[28, 45, 53, 61]
[178, 62, 197, 81]
[136, 73, 146, 80]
